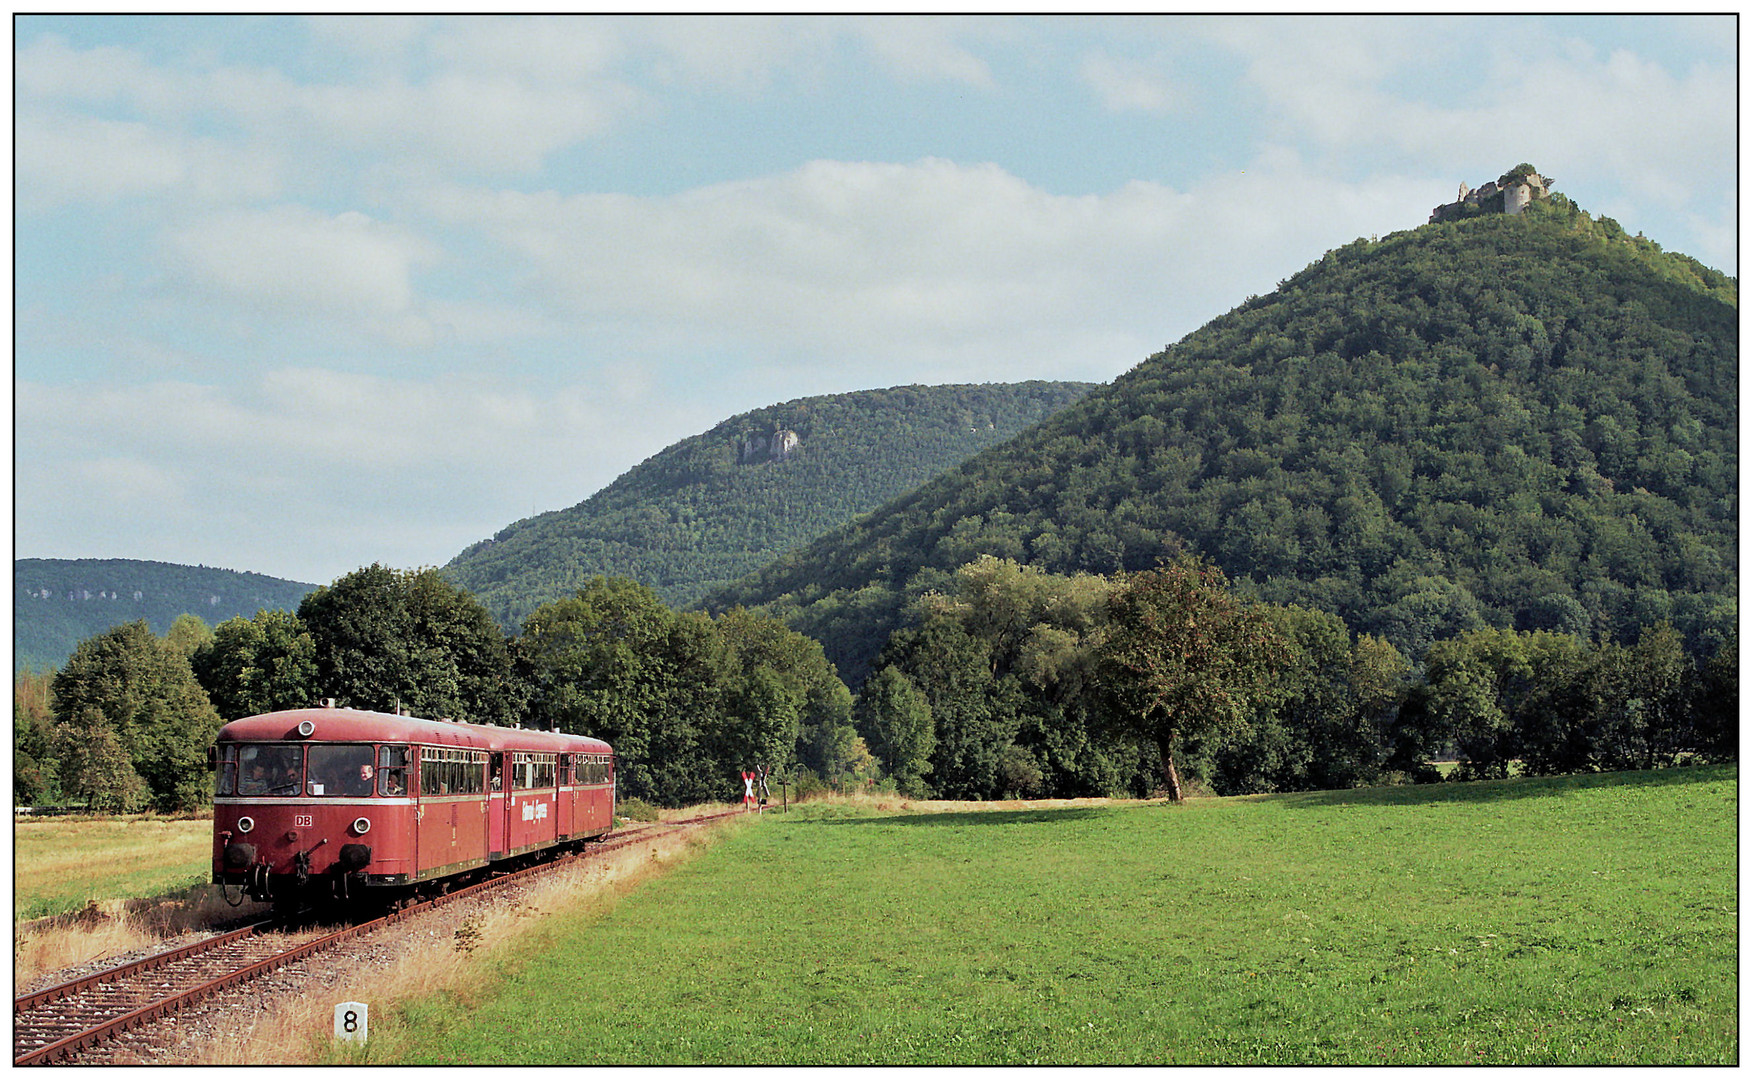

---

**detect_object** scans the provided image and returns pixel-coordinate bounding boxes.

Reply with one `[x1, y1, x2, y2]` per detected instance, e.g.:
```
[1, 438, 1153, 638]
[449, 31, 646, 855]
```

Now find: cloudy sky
[14, 14, 1738, 587]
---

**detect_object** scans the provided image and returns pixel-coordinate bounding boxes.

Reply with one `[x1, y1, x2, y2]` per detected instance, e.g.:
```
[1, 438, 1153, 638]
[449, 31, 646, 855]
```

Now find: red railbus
[212, 705, 612, 907]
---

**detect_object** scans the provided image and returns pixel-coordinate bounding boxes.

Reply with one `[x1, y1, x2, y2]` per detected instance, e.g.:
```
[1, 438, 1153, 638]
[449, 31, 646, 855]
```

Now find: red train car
[212, 705, 613, 907]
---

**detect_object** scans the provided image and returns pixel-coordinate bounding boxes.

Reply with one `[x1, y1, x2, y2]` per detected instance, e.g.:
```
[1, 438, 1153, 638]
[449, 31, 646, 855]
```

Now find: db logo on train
[520, 801, 550, 822]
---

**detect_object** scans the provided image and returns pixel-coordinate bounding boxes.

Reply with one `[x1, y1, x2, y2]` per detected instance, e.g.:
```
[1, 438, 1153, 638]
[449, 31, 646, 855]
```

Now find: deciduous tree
[299, 564, 519, 725]
[1096, 556, 1286, 802]
[193, 609, 320, 720]
[50, 621, 222, 811]
[855, 666, 936, 797]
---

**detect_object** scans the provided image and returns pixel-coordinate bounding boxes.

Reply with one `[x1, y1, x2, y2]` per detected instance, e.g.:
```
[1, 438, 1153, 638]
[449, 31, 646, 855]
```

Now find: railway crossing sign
[742, 771, 756, 809]
[334, 1001, 369, 1043]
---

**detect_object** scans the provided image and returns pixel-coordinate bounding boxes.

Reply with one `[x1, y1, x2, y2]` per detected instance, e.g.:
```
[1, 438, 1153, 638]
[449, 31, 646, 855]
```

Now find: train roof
[216, 706, 611, 755]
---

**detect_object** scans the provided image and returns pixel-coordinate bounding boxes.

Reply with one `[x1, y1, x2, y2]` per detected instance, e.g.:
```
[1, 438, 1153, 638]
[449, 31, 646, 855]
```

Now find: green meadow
[14, 814, 213, 921]
[356, 766, 1735, 1065]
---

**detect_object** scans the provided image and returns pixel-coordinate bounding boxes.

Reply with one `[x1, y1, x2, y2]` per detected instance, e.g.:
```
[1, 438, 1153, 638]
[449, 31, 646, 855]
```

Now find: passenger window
[421, 752, 444, 796]
[379, 746, 409, 797]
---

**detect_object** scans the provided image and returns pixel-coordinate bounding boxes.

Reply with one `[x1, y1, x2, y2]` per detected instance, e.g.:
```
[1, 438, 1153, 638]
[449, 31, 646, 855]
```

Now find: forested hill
[443, 381, 1095, 627]
[704, 187, 1738, 686]
[15, 558, 316, 672]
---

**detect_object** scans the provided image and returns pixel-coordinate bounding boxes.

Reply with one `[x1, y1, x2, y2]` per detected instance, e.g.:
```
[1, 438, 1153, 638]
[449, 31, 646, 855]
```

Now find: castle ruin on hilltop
[1430, 166, 1550, 224]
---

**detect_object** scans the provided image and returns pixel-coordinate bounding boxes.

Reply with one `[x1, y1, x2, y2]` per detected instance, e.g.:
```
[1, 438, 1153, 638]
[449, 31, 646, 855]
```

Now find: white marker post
[334, 1001, 369, 1044]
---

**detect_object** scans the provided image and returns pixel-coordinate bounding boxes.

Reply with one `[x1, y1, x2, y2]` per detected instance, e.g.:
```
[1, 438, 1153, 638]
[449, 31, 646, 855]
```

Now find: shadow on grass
[1272, 763, 1735, 811]
[809, 807, 1114, 828]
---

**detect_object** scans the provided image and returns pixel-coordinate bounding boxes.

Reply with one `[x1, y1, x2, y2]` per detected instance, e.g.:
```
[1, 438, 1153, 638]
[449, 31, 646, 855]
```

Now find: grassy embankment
[351, 766, 1736, 1066]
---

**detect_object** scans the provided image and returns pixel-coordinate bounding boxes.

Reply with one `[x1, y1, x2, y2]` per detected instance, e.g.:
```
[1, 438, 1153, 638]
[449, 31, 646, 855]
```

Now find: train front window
[306, 744, 375, 797]
[236, 745, 303, 796]
[214, 745, 238, 796]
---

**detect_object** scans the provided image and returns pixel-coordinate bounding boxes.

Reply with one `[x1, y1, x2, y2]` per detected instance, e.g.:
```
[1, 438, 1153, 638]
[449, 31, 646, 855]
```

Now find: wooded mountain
[15, 558, 316, 672]
[443, 382, 1095, 628]
[705, 185, 1737, 686]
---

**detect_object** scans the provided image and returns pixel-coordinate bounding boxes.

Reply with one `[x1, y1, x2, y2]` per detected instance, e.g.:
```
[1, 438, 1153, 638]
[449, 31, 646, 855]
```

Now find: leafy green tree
[712, 606, 854, 785]
[1514, 637, 1606, 777]
[1211, 605, 1410, 795]
[165, 613, 214, 657]
[854, 666, 936, 796]
[721, 665, 802, 777]
[878, 618, 1024, 799]
[1592, 623, 1693, 771]
[1096, 556, 1287, 802]
[50, 621, 222, 811]
[517, 577, 722, 805]
[14, 670, 59, 805]
[1421, 627, 1596, 779]
[1691, 633, 1738, 763]
[52, 713, 149, 812]
[299, 564, 520, 725]
[898, 556, 1134, 798]
[801, 684, 860, 785]
[193, 610, 320, 720]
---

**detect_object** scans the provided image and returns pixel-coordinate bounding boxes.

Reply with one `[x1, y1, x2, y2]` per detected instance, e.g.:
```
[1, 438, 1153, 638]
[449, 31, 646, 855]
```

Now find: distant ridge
[443, 381, 1096, 628]
[15, 558, 316, 671]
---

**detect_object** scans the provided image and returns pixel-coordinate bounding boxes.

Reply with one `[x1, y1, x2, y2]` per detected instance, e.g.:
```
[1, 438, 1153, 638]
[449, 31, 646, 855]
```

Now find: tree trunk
[1157, 733, 1184, 803]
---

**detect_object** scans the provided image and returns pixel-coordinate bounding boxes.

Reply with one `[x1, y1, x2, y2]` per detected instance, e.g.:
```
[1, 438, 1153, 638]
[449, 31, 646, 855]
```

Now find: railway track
[15, 809, 745, 1066]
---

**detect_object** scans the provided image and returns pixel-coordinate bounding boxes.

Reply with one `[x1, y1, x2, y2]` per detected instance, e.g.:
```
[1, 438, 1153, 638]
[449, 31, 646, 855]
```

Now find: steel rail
[15, 920, 274, 1013]
[15, 808, 745, 1066]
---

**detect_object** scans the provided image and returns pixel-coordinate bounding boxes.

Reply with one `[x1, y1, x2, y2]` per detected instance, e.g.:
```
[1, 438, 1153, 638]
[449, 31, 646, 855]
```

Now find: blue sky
[13, 15, 1738, 587]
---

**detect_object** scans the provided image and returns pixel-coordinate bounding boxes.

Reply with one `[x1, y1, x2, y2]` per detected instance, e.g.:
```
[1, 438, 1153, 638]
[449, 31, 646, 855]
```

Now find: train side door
[556, 753, 574, 840]
[488, 752, 507, 859]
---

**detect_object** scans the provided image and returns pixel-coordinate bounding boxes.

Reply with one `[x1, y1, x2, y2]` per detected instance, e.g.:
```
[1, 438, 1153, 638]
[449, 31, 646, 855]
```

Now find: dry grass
[15, 885, 271, 985]
[657, 800, 744, 821]
[190, 818, 741, 1064]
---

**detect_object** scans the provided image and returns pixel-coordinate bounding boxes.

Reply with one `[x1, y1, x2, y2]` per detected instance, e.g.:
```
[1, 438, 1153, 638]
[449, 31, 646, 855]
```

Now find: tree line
[856, 555, 1735, 801]
[15, 555, 1735, 813]
[15, 564, 861, 812]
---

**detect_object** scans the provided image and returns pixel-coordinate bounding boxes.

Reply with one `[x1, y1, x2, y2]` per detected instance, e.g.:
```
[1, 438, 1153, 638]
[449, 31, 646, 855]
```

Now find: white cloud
[426, 15, 624, 84]
[846, 16, 997, 88]
[73, 457, 186, 504]
[1204, 17, 1736, 238]
[421, 155, 1436, 388]
[634, 15, 825, 90]
[14, 34, 176, 106]
[1081, 52, 1182, 113]
[167, 205, 439, 342]
[16, 110, 283, 210]
[16, 25, 641, 183]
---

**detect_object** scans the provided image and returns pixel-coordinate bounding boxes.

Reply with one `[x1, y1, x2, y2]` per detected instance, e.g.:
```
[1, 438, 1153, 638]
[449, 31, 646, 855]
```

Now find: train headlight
[352, 817, 372, 835]
[297, 720, 316, 737]
[236, 816, 255, 833]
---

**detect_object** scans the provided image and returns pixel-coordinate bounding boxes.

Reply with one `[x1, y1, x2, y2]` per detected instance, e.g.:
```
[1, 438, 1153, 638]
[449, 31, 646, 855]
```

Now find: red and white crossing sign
[742, 771, 756, 808]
